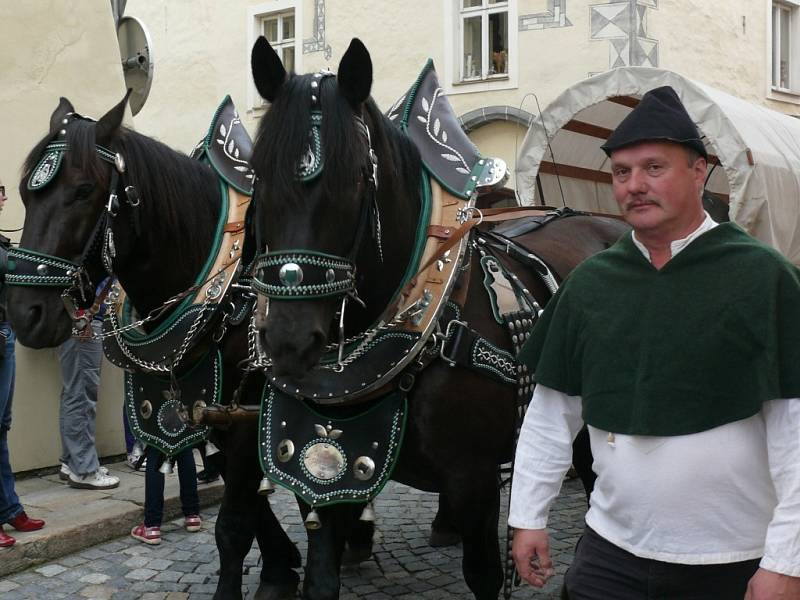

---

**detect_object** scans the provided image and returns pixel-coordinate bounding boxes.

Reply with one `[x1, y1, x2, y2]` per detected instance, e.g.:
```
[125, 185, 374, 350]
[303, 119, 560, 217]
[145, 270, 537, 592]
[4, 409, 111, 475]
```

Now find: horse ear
[251, 36, 286, 103]
[95, 89, 132, 144]
[49, 97, 75, 133]
[337, 38, 372, 109]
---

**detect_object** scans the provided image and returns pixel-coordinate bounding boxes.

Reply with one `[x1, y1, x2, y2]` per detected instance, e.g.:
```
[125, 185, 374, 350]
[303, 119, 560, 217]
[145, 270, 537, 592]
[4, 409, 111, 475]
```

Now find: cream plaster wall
[5, 0, 792, 470]
[122, 0, 800, 171]
[1, 0, 130, 471]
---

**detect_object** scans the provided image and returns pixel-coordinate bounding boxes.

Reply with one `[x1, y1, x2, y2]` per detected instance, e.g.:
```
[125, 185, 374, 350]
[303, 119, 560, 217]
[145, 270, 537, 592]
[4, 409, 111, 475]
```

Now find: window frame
[444, 0, 518, 95]
[458, 0, 510, 82]
[248, 0, 303, 111]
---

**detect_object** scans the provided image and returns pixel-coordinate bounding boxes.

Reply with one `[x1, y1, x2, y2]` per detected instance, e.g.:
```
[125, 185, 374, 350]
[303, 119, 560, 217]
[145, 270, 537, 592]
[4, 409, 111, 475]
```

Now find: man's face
[610, 141, 707, 239]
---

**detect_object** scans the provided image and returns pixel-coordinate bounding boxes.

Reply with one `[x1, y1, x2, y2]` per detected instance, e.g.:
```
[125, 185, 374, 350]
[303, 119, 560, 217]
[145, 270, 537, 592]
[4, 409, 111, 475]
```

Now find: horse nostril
[27, 304, 43, 328]
[295, 330, 326, 367]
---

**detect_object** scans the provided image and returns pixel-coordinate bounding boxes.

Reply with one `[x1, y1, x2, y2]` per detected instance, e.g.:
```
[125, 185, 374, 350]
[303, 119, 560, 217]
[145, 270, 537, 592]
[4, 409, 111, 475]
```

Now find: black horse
[6, 96, 302, 600]
[248, 37, 629, 600]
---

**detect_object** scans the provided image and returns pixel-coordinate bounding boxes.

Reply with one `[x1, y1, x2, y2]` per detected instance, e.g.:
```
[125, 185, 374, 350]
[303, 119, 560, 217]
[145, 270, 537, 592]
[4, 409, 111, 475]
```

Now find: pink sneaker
[131, 523, 161, 545]
[184, 514, 202, 532]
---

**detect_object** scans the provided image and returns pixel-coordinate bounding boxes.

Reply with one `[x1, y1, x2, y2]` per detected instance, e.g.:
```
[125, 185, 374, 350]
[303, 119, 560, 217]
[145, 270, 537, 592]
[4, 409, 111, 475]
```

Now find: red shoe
[0, 525, 15, 548]
[7, 511, 45, 532]
[131, 523, 161, 545]
[184, 514, 202, 532]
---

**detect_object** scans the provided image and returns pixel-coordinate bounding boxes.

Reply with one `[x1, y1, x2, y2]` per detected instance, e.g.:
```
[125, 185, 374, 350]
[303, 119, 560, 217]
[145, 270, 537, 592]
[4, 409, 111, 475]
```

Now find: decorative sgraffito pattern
[590, 0, 658, 70]
[520, 0, 572, 30]
[303, 0, 332, 60]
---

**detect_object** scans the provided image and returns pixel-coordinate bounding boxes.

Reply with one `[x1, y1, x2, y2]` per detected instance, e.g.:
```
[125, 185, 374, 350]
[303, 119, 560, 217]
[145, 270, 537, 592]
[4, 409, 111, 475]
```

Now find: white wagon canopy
[515, 66, 800, 265]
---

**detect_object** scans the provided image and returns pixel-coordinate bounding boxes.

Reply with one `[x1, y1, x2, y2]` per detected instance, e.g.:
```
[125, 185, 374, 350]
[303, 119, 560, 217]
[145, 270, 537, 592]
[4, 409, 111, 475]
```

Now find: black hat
[601, 86, 707, 159]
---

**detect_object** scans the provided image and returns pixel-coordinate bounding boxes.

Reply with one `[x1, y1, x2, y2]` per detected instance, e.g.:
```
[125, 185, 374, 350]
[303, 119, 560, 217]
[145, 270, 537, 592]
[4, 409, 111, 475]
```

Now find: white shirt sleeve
[760, 398, 800, 576]
[508, 384, 585, 530]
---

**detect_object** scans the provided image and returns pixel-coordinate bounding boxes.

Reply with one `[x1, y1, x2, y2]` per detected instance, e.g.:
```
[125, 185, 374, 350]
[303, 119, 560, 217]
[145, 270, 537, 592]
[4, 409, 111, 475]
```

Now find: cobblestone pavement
[0, 478, 586, 600]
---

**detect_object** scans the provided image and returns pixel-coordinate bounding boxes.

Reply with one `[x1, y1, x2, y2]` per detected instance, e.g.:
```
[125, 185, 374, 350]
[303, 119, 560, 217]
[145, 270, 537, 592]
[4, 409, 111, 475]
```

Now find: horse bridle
[7, 112, 140, 321]
[251, 72, 381, 304]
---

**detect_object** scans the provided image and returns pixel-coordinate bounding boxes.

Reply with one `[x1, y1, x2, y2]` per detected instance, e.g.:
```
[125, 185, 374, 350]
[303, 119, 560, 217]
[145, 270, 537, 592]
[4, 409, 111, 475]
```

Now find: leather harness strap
[224, 221, 245, 233]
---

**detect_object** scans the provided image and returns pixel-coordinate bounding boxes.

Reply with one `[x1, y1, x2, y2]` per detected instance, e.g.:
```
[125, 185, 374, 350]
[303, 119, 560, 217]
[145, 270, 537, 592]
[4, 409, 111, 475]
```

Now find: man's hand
[745, 568, 800, 600]
[512, 528, 555, 588]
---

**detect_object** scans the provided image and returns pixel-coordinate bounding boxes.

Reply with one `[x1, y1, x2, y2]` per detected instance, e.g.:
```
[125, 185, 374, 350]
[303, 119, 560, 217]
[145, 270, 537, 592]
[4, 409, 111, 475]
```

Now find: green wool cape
[518, 223, 800, 436]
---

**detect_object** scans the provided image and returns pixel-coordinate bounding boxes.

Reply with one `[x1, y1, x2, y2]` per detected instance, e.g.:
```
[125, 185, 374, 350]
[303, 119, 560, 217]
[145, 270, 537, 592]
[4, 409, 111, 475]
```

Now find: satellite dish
[117, 15, 154, 116]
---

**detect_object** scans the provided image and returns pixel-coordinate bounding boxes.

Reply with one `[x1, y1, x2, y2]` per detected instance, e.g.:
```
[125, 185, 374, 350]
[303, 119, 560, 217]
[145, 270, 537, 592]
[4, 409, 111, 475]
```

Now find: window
[772, 1, 800, 93]
[248, 1, 303, 109]
[261, 11, 295, 73]
[459, 0, 509, 82]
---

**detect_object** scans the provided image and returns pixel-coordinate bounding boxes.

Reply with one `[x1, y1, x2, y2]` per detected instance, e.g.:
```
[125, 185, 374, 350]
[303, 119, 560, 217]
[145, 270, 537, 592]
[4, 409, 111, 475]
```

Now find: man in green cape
[509, 86, 800, 599]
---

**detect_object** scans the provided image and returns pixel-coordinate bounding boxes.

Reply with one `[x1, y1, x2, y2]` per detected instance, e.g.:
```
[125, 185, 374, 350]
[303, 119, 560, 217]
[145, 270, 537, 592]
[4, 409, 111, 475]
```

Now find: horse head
[8, 93, 130, 348]
[250, 37, 421, 381]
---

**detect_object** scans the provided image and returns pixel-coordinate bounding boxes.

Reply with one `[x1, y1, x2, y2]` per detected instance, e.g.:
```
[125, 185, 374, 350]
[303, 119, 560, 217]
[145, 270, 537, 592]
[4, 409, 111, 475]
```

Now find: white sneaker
[60, 463, 109, 481]
[68, 469, 120, 490]
[126, 453, 146, 470]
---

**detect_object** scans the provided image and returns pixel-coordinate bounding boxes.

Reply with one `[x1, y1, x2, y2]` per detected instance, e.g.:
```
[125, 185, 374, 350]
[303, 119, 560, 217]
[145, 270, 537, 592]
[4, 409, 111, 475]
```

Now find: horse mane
[252, 73, 421, 213]
[23, 118, 220, 244]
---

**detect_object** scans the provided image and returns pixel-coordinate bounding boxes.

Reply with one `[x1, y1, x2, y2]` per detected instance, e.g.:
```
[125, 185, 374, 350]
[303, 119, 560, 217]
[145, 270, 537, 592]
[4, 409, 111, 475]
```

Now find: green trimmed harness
[8, 128, 132, 316]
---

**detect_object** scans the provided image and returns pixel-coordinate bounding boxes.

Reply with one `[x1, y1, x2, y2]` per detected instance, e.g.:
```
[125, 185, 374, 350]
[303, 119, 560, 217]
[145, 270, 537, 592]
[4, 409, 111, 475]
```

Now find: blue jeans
[0, 323, 22, 523]
[144, 445, 199, 527]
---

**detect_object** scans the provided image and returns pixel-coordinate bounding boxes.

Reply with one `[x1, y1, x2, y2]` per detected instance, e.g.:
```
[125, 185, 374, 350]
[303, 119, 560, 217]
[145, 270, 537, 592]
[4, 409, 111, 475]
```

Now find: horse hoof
[341, 541, 373, 566]
[429, 528, 461, 548]
[254, 581, 299, 600]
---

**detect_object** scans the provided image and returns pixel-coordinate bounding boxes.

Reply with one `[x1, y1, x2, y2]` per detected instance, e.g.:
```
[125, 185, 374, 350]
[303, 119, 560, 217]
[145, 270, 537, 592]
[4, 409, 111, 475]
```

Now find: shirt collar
[631, 212, 718, 264]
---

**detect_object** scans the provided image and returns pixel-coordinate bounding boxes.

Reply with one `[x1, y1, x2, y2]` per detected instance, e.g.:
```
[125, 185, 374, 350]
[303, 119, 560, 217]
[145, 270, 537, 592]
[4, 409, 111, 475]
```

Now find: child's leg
[176, 447, 199, 516]
[144, 446, 166, 527]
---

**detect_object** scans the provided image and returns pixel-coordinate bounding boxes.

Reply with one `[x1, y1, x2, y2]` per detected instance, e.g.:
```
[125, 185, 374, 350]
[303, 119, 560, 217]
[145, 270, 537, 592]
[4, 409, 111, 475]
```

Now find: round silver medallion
[277, 439, 295, 463]
[325, 268, 335, 284]
[353, 456, 376, 481]
[303, 442, 345, 481]
[157, 399, 187, 437]
[36, 264, 49, 276]
[140, 400, 153, 419]
[279, 263, 304, 288]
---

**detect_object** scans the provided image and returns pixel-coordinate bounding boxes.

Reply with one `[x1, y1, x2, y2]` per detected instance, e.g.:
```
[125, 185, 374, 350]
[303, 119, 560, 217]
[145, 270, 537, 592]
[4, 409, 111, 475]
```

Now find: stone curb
[1, 461, 224, 578]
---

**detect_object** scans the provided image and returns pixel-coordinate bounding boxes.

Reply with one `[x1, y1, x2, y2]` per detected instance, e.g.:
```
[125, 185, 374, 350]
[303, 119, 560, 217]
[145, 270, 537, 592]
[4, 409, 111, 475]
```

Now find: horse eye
[75, 183, 95, 200]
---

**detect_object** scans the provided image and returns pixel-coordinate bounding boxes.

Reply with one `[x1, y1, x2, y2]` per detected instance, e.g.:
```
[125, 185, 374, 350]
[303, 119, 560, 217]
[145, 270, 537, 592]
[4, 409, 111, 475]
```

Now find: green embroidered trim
[471, 337, 517, 385]
[399, 59, 433, 129]
[124, 349, 219, 456]
[27, 141, 117, 191]
[5, 248, 79, 286]
[258, 385, 407, 507]
[298, 111, 324, 182]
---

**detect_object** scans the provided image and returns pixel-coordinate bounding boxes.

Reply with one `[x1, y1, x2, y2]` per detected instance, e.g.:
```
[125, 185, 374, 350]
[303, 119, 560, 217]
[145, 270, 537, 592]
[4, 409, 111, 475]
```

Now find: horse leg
[571, 426, 596, 503]
[429, 492, 462, 547]
[444, 467, 503, 600]
[300, 500, 361, 600]
[214, 425, 298, 600]
[253, 494, 301, 600]
[341, 512, 374, 566]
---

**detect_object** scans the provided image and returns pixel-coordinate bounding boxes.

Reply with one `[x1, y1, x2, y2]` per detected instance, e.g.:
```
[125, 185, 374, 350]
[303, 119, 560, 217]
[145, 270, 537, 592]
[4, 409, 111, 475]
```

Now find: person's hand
[745, 568, 800, 600]
[512, 528, 555, 588]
